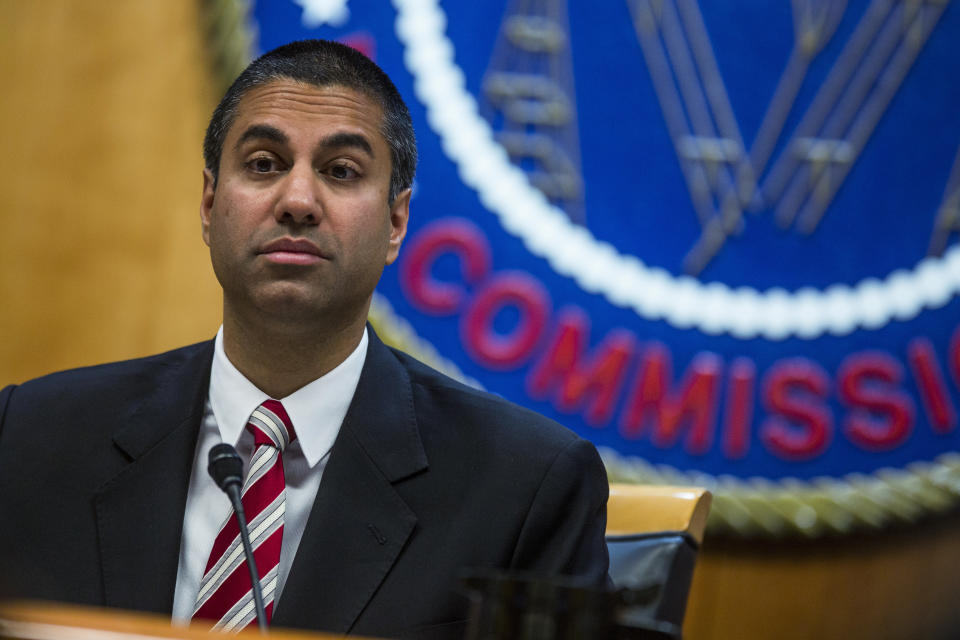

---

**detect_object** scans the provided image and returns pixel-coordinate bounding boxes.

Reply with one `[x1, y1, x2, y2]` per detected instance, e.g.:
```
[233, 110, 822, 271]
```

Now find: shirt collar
[208, 326, 368, 468]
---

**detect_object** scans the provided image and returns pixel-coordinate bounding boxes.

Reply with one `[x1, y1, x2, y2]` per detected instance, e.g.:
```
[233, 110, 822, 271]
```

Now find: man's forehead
[227, 79, 385, 145]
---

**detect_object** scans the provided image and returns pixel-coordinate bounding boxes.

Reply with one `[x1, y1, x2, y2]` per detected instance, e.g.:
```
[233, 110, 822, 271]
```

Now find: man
[0, 40, 608, 639]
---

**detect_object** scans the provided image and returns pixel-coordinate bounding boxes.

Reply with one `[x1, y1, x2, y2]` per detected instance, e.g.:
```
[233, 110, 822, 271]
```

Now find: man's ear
[200, 168, 216, 247]
[385, 187, 411, 266]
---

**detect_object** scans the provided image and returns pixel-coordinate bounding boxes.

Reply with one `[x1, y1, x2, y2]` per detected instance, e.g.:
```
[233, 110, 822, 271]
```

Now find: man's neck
[220, 311, 367, 399]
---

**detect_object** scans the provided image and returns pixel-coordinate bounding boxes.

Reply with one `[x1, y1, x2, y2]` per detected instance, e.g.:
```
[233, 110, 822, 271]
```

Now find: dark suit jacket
[0, 328, 608, 638]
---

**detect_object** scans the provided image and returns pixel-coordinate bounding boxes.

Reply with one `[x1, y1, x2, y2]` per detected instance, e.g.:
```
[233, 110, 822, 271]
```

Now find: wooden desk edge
[0, 601, 371, 640]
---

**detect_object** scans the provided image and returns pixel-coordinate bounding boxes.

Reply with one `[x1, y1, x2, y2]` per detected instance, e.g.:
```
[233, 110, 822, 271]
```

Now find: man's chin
[255, 290, 367, 328]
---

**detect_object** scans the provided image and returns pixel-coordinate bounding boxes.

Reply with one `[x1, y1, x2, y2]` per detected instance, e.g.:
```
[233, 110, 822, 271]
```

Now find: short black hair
[203, 39, 416, 203]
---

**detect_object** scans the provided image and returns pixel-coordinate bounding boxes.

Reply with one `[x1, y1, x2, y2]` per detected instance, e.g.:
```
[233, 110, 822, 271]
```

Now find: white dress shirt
[171, 326, 368, 622]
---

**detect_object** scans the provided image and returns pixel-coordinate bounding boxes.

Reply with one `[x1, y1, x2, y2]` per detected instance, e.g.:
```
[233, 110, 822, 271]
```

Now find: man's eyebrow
[319, 132, 374, 157]
[235, 124, 288, 150]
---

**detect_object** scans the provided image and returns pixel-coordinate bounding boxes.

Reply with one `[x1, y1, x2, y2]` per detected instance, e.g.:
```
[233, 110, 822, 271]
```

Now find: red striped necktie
[192, 399, 296, 631]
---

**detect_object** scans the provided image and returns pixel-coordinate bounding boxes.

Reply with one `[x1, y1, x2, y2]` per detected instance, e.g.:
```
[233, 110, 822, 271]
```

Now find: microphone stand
[223, 484, 268, 633]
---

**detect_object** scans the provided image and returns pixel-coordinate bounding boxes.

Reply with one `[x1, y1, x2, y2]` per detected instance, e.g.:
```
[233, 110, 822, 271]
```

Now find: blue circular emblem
[253, 0, 960, 488]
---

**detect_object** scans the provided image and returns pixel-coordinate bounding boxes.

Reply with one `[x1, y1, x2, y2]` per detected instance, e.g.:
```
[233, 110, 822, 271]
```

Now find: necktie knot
[247, 399, 297, 451]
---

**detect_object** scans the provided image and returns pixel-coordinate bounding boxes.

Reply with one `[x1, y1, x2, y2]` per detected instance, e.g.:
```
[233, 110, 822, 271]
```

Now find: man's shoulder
[3, 340, 214, 406]
[0, 340, 214, 462]
[379, 345, 610, 590]
[387, 346, 581, 452]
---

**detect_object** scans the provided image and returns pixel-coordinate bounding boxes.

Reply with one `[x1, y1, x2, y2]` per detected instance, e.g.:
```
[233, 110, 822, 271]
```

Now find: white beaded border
[392, 0, 960, 341]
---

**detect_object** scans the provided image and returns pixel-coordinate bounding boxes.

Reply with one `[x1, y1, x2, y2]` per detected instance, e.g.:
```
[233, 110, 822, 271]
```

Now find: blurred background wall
[0, 0, 221, 384]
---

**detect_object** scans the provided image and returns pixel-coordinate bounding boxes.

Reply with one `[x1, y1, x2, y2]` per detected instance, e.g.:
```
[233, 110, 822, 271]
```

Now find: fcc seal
[251, 0, 960, 534]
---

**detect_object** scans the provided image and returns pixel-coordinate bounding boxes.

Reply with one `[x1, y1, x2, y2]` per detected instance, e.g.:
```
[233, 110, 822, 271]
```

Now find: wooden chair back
[606, 483, 712, 543]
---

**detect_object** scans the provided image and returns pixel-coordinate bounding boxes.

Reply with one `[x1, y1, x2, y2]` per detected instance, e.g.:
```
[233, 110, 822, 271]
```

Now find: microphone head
[208, 443, 243, 492]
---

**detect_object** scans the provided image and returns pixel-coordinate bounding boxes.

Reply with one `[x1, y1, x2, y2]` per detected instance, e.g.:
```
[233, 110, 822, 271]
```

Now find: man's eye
[328, 164, 359, 180]
[248, 156, 280, 173]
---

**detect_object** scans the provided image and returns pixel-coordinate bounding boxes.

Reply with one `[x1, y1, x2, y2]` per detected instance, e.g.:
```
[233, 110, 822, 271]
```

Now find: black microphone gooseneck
[208, 443, 268, 633]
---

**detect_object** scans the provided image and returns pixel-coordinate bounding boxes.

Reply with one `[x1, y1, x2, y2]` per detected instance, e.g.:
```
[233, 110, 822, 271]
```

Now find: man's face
[200, 79, 410, 330]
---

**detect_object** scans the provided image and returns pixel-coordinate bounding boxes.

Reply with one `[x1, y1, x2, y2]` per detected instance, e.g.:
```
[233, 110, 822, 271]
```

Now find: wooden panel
[683, 513, 960, 640]
[0, 0, 221, 384]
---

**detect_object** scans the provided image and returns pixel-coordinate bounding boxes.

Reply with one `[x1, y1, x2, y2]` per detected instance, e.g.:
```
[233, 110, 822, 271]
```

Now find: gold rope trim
[202, 2, 960, 539]
[602, 448, 960, 538]
[202, 0, 256, 92]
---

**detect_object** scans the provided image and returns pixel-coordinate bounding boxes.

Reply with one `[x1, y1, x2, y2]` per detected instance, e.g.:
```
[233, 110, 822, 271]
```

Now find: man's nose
[275, 165, 322, 225]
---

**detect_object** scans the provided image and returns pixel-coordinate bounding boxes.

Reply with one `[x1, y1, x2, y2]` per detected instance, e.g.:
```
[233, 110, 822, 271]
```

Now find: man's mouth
[259, 237, 328, 266]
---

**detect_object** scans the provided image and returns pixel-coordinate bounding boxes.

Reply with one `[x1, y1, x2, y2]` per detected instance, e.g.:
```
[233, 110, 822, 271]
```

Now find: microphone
[208, 443, 244, 492]
[207, 444, 268, 632]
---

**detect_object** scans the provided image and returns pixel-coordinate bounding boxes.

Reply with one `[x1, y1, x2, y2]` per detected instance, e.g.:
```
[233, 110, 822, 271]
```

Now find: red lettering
[527, 308, 636, 426]
[760, 359, 832, 461]
[462, 272, 550, 369]
[907, 338, 956, 434]
[620, 344, 722, 455]
[400, 219, 491, 314]
[839, 352, 915, 451]
[723, 358, 756, 459]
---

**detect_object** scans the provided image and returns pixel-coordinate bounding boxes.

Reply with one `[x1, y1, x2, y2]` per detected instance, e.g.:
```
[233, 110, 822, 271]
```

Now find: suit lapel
[93, 342, 214, 614]
[275, 328, 428, 633]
